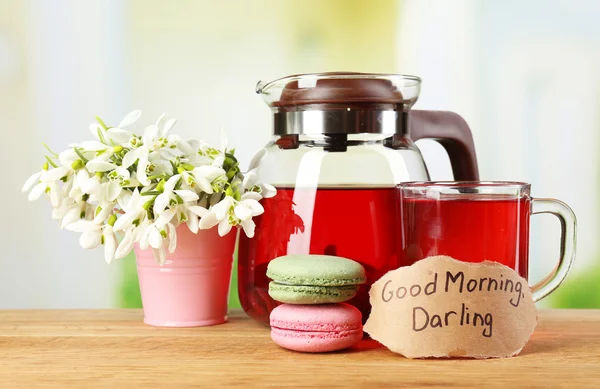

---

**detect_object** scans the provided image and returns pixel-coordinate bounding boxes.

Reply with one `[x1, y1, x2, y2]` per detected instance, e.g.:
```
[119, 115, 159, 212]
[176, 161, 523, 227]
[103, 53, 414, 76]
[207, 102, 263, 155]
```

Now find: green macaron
[266, 255, 367, 304]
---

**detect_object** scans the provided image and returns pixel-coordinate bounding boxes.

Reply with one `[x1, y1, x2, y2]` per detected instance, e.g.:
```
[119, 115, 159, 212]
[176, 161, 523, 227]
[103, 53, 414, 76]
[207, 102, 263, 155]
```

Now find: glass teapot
[238, 73, 479, 325]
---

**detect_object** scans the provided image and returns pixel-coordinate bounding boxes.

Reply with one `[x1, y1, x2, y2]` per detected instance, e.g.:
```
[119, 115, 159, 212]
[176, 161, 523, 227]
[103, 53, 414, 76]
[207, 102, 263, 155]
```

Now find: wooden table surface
[0, 309, 599, 388]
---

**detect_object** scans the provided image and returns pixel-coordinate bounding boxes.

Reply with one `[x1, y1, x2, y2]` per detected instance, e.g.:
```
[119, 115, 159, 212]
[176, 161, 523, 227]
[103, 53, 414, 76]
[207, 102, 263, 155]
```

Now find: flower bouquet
[22, 110, 275, 263]
[22, 110, 276, 326]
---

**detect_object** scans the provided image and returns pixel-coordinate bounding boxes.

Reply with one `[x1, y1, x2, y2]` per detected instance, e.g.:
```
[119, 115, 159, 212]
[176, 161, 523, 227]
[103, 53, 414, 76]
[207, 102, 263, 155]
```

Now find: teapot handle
[409, 110, 480, 180]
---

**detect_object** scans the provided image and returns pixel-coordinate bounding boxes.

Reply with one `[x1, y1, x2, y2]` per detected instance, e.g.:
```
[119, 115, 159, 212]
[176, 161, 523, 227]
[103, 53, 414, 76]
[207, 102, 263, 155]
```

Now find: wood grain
[0, 309, 598, 388]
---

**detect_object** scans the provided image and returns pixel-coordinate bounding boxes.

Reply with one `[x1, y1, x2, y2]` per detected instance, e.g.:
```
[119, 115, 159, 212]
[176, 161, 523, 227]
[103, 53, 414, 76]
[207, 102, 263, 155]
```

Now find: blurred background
[2, 0, 598, 309]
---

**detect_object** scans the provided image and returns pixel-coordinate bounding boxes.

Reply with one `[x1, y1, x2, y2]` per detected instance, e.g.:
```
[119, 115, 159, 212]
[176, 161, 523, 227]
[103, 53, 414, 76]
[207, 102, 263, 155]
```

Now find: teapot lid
[258, 72, 421, 110]
[256, 72, 421, 135]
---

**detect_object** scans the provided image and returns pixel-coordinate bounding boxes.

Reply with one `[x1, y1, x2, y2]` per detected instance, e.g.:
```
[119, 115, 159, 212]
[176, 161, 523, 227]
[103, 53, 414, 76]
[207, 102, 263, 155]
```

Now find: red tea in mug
[399, 195, 531, 278]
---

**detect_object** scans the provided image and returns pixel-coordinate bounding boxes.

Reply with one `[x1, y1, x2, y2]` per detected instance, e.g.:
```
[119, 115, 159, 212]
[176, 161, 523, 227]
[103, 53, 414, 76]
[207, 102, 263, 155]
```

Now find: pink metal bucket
[134, 226, 237, 327]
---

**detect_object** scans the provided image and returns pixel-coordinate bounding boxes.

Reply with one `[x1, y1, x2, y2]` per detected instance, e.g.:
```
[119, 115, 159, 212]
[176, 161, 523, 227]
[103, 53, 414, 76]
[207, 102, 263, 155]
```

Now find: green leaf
[42, 143, 59, 157]
[45, 155, 58, 168]
[96, 116, 109, 130]
[73, 147, 89, 164]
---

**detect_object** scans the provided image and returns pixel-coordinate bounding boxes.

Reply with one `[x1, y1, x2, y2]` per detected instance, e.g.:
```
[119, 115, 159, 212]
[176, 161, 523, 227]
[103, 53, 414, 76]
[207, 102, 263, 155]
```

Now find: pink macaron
[269, 303, 363, 353]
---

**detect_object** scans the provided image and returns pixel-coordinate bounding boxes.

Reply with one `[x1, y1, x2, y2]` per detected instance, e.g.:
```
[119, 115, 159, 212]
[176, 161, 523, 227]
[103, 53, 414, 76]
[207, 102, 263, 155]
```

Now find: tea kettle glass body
[238, 73, 479, 325]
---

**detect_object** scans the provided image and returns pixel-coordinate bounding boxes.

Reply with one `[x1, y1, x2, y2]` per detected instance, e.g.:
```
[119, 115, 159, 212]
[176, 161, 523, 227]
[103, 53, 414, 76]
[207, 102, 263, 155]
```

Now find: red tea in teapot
[238, 186, 401, 325]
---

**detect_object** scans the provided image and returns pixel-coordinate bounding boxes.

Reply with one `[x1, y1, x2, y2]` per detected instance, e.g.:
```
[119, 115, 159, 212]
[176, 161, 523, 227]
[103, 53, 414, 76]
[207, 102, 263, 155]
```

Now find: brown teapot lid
[273, 72, 416, 108]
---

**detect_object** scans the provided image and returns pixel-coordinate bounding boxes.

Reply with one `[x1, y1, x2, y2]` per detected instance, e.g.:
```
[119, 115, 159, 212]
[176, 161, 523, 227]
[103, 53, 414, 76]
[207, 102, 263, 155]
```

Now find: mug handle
[409, 110, 480, 180]
[530, 198, 577, 302]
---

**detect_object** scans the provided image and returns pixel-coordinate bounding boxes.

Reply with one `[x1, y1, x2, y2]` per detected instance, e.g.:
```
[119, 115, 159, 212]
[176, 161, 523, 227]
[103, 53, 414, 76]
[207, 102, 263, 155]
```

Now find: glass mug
[398, 181, 577, 301]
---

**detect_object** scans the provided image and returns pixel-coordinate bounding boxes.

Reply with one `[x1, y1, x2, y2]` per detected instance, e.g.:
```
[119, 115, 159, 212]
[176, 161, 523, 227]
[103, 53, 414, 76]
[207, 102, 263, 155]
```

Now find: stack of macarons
[267, 254, 367, 353]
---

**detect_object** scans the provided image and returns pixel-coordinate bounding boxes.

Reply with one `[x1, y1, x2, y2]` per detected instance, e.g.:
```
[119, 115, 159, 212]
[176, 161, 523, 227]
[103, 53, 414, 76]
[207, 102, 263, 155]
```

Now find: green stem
[73, 147, 89, 164]
[45, 155, 58, 168]
[141, 191, 161, 196]
[96, 116, 109, 130]
[42, 143, 59, 157]
[97, 128, 107, 144]
[147, 173, 166, 181]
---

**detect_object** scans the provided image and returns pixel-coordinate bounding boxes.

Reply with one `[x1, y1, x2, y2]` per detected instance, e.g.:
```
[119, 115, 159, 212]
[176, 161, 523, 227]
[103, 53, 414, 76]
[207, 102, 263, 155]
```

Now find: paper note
[364, 256, 538, 359]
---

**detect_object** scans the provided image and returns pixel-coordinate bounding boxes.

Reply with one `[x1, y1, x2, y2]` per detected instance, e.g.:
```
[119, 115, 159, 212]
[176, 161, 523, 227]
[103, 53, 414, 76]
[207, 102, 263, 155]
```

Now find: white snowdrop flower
[23, 110, 278, 265]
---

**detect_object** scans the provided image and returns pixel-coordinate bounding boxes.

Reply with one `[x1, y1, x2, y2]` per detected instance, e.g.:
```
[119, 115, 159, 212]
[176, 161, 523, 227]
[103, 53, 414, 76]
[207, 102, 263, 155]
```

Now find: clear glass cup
[398, 181, 577, 301]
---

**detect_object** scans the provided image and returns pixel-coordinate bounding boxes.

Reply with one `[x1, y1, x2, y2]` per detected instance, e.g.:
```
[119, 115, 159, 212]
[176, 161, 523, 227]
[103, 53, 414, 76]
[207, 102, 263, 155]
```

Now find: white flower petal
[199, 212, 219, 230]
[242, 170, 257, 189]
[22, 171, 42, 192]
[139, 227, 150, 250]
[116, 189, 132, 210]
[242, 199, 264, 216]
[49, 183, 61, 208]
[116, 167, 130, 180]
[188, 206, 209, 217]
[157, 147, 181, 160]
[90, 123, 107, 143]
[164, 174, 180, 192]
[59, 149, 79, 166]
[41, 166, 68, 182]
[136, 168, 149, 188]
[80, 141, 108, 151]
[194, 166, 226, 181]
[60, 206, 82, 229]
[106, 180, 122, 202]
[153, 193, 170, 215]
[211, 154, 225, 167]
[65, 220, 100, 233]
[155, 209, 175, 226]
[93, 205, 113, 224]
[104, 226, 117, 263]
[124, 188, 141, 212]
[234, 204, 253, 221]
[261, 183, 277, 198]
[156, 112, 166, 127]
[107, 129, 134, 145]
[177, 139, 194, 155]
[241, 191, 262, 201]
[195, 177, 213, 194]
[186, 155, 213, 166]
[152, 247, 166, 265]
[79, 174, 99, 195]
[241, 219, 256, 238]
[75, 169, 89, 187]
[115, 231, 135, 259]
[148, 227, 163, 249]
[142, 125, 159, 145]
[162, 118, 177, 136]
[113, 212, 135, 232]
[86, 160, 118, 172]
[118, 110, 141, 128]
[213, 199, 231, 221]
[186, 212, 199, 234]
[136, 219, 150, 239]
[121, 148, 140, 169]
[136, 153, 150, 186]
[174, 190, 199, 202]
[28, 183, 46, 201]
[80, 230, 102, 249]
[167, 223, 177, 253]
[218, 219, 232, 237]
